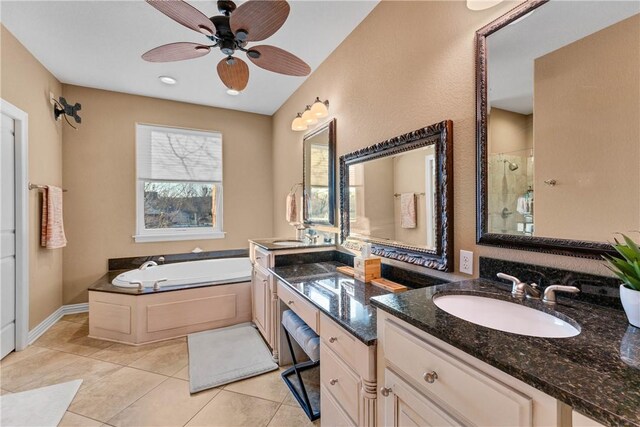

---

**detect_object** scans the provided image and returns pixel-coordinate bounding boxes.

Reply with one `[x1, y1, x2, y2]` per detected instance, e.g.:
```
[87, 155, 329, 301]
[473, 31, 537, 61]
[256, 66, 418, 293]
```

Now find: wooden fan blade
[248, 45, 310, 76]
[217, 57, 249, 91]
[142, 42, 211, 62]
[230, 0, 289, 42]
[146, 0, 215, 36]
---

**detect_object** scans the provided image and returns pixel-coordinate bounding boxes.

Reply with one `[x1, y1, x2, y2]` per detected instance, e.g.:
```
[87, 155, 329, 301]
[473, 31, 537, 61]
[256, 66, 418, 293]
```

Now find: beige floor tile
[267, 403, 320, 427]
[68, 367, 166, 422]
[64, 312, 90, 325]
[224, 369, 289, 403]
[16, 356, 121, 393]
[129, 341, 188, 376]
[0, 389, 12, 395]
[186, 390, 280, 427]
[90, 339, 179, 366]
[172, 365, 189, 380]
[35, 321, 113, 356]
[0, 348, 85, 391]
[107, 378, 218, 427]
[0, 345, 48, 368]
[281, 392, 297, 407]
[59, 411, 103, 426]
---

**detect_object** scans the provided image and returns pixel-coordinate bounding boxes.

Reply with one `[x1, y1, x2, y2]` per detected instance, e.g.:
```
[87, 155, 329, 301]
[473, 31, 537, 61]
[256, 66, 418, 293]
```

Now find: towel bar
[28, 183, 68, 192]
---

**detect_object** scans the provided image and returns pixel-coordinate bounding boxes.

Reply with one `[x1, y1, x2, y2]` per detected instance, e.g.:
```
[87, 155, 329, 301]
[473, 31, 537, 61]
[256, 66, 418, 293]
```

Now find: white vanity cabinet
[377, 310, 563, 427]
[320, 313, 377, 427]
[250, 244, 278, 359]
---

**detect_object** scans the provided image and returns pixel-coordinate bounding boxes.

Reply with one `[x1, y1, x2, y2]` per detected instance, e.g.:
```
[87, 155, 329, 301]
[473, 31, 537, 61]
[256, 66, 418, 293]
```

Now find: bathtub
[90, 257, 253, 345]
[112, 257, 252, 289]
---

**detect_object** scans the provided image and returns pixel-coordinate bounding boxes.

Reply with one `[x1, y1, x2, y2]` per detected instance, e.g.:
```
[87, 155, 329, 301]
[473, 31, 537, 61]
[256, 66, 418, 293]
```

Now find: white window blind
[137, 125, 222, 182]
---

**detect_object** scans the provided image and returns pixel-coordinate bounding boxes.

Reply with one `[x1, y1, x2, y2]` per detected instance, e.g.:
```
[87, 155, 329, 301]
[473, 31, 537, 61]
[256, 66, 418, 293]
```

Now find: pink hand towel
[400, 193, 417, 229]
[286, 192, 298, 224]
[41, 185, 67, 249]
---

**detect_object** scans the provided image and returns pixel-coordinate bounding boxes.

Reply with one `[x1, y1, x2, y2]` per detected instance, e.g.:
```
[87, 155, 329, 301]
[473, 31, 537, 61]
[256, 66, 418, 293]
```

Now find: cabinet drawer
[320, 313, 356, 369]
[320, 344, 360, 423]
[253, 246, 270, 270]
[384, 319, 532, 426]
[277, 281, 319, 334]
[321, 385, 356, 427]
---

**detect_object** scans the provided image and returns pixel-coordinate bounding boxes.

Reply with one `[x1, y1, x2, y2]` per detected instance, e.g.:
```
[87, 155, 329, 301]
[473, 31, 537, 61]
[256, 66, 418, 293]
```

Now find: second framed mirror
[303, 119, 336, 226]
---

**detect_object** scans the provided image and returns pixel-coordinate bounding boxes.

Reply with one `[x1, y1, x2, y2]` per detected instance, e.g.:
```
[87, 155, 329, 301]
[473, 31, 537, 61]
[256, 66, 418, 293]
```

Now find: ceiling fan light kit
[142, 0, 311, 95]
[291, 98, 329, 132]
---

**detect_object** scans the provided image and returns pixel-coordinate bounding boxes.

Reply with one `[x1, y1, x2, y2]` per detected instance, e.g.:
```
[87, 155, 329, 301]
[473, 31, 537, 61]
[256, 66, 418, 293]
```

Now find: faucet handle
[543, 285, 580, 305]
[129, 280, 144, 291]
[497, 273, 521, 284]
[153, 278, 168, 291]
[497, 273, 525, 297]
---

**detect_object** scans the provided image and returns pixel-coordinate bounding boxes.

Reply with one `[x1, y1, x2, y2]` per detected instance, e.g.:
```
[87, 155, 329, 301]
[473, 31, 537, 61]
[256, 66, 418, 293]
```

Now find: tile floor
[0, 313, 320, 427]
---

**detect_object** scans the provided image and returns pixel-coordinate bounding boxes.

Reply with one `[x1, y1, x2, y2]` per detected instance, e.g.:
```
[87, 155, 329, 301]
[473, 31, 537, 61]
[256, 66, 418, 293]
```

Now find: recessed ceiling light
[159, 76, 177, 85]
[226, 89, 240, 96]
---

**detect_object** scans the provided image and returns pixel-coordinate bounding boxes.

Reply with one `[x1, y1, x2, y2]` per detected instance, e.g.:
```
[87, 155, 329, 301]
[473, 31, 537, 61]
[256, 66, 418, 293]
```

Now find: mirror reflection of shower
[488, 148, 534, 235]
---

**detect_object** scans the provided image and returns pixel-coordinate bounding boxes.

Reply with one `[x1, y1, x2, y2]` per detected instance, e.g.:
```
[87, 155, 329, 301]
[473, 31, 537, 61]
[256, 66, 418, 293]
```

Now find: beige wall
[534, 14, 640, 242]
[488, 108, 533, 155]
[272, 1, 612, 280]
[1, 26, 64, 328]
[61, 85, 273, 304]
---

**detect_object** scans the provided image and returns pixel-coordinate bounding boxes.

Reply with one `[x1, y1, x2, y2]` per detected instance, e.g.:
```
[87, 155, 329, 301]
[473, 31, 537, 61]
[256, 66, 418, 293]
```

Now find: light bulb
[226, 89, 240, 96]
[291, 113, 308, 131]
[310, 97, 329, 118]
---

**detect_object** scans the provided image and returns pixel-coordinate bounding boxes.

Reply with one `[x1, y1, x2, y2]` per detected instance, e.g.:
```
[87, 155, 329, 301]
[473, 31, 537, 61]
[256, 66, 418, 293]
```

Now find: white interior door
[1, 112, 17, 359]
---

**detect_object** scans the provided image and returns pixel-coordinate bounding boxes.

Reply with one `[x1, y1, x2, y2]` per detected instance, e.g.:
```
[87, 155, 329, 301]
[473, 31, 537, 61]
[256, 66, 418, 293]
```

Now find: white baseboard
[27, 303, 89, 345]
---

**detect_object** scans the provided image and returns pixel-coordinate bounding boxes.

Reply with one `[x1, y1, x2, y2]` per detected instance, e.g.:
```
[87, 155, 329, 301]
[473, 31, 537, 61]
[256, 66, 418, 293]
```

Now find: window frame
[133, 124, 224, 243]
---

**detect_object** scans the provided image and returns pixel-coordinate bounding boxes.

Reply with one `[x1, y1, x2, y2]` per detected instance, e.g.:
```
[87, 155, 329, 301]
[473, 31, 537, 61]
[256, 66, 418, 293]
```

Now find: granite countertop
[271, 261, 391, 345]
[88, 271, 250, 295]
[370, 279, 640, 427]
[250, 238, 335, 251]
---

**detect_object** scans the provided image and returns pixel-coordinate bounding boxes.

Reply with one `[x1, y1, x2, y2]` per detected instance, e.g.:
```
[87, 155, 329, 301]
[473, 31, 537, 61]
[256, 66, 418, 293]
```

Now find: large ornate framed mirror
[340, 120, 453, 271]
[476, 0, 639, 258]
[303, 119, 336, 226]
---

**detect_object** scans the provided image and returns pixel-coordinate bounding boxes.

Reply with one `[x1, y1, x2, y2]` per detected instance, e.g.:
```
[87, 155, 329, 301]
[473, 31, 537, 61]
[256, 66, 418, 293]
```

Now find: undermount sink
[433, 294, 580, 338]
[272, 240, 306, 246]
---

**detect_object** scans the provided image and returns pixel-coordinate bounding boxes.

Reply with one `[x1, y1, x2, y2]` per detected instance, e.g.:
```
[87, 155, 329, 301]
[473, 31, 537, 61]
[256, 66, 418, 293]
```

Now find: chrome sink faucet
[542, 285, 580, 305]
[139, 261, 158, 270]
[496, 273, 541, 299]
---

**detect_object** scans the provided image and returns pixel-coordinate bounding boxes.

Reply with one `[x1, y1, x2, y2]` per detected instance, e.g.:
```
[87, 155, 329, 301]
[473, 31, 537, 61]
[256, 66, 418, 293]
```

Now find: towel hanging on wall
[286, 192, 298, 224]
[400, 193, 417, 229]
[41, 185, 67, 249]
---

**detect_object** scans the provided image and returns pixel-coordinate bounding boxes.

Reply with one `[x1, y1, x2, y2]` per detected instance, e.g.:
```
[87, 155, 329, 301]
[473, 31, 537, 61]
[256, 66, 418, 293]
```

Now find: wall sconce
[291, 97, 329, 132]
[53, 96, 82, 130]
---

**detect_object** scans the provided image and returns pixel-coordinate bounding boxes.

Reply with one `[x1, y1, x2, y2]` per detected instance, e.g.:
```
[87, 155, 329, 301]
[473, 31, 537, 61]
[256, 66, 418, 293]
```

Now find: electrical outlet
[459, 250, 473, 275]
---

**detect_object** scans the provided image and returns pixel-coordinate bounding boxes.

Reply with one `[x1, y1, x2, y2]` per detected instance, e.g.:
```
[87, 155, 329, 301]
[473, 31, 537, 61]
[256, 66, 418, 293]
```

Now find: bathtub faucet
[139, 261, 158, 270]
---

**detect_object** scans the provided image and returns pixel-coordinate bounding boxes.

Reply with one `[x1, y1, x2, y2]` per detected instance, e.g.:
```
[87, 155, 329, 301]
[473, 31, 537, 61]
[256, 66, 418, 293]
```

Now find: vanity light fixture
[291, 97, 329, 131]
[466, 0, 503, 11]
[291, 113, 308, 131]
[159, 75, 177, 85]
[226, 89, 240, 96]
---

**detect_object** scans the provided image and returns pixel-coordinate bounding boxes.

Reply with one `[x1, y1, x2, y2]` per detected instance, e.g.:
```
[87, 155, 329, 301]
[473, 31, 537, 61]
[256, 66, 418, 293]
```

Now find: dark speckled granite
[250, 238, 335, 251]
[371, 279, 640, 427]
[272, 261, 393, 345]
[480, 257, 622, 309]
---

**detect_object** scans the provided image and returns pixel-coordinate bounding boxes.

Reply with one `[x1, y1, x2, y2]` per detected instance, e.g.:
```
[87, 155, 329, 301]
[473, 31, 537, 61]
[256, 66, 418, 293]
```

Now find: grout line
[180, 385, 223, 426]
[66, 409, 108, 425]
[102, 375, 171, 426]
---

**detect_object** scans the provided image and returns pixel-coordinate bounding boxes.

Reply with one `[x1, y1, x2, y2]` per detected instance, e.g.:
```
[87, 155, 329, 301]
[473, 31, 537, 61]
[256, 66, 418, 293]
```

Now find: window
[134, 124, 223, 242]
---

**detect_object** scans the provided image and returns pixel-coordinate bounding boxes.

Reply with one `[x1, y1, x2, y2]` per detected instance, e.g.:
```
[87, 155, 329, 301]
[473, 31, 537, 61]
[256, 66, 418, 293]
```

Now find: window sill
[133, 231, 226, 243]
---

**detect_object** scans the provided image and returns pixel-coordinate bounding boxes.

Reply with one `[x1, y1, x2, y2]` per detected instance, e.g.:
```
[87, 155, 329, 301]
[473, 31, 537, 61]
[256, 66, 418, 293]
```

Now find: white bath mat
[0, 379, 82, 426]
[188, 323, 278, 393]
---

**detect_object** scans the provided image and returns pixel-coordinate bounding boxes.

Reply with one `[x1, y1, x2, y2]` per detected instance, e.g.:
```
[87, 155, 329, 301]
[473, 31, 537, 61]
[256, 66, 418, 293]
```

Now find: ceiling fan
[142, 0, 311, 94]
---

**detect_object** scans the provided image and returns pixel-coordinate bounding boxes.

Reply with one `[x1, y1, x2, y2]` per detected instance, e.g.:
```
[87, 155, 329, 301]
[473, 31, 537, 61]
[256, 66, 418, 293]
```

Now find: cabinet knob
[329, 379, 338, 386]
[287, 300, 294, 305]
[380, 387, 392, 397]
[423, 371, 438, 384]
[329, 336, 337, 343]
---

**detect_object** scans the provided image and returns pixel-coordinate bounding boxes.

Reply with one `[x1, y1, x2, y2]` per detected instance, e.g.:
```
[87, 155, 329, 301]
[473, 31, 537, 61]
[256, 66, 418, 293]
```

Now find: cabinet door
[382, 369, 462, 427]
[252, 267, 269, 339]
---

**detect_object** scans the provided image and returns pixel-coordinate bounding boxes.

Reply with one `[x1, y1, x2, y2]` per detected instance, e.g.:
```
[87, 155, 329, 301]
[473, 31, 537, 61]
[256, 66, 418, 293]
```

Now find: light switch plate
[459, 250, 473, 275]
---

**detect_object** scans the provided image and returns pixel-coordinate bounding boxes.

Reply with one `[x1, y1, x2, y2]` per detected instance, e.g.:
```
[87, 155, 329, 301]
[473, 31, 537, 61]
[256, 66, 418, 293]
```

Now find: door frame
[1, 99, 29, 351]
